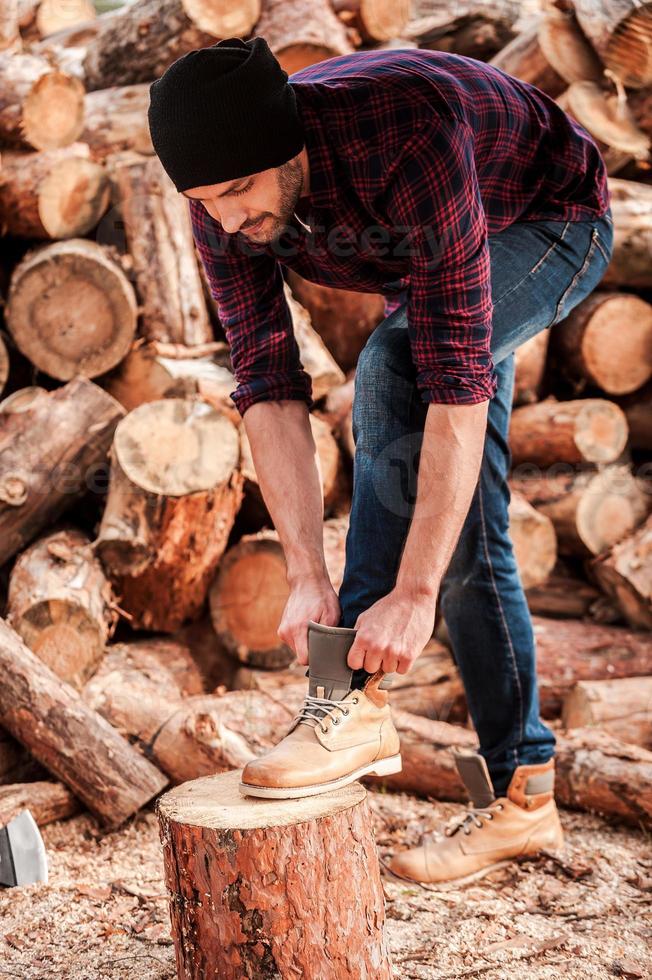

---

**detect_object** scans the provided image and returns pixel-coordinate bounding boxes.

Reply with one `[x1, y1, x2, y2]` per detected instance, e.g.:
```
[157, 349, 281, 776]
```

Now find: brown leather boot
[238, 621, 402, 799]
[388, 751, 564, 886]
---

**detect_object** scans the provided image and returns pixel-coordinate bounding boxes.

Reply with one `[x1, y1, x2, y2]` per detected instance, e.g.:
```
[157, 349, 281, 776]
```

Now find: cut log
[314, 374, 356, 457]
[513, 329, 549, 405]
[109, 152, 213, 346]
[286, 270, 384, 372]
[239, 413, 342, 526]
[510, 465, 649, 557]
[253, 0, 352, 74]
[559, 80, 650, 161]
[537, 5, 604, 85]
[32, 17, 102, 80]
[80, 83, 153, 162]
[551, 291, 652, 395]
[405, 10, 516, 61]
[563, 676, 652, 747]
[158, 771, 392, 980]
[209, 517, 348, 668]
[603, 178, 652, 288]
[0, 0, 20, 52]
[508, 490, 558, 590]
[0, 781, 79, 827]
[0, 51, 84, 149]
[0, 144, 110, 240]
[78, 0, 261, 91]
[0, 617, 167, 828]
[618, 380, 652, 450]
[0, 386, 46, 414]
[532, 614, 652, 716]
[95, 398, 243, 632]
[591, 514, 652, 629]
[525, 562, 621, 624]
[509, 397, 629, 466]
[0, 378, 124, 566]
[101, 342, 237, 423]
[286, 285, 346, 400]
[571, 0, 652, 88]
[7, 526, 117, 689]
[6, 239, 137, 379]
[35, 0, 95, 38]
[173, 614, 238, 692]
[332, 0, 410, 42]
[489, 21, 566, 98]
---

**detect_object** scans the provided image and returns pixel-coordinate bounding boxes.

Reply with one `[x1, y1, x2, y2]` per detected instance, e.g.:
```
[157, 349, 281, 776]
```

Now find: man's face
[181, 153, 304, 245]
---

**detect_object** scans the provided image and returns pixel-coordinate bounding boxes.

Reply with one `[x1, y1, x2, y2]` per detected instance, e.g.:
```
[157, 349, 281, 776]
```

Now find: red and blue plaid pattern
[190, 49, 610, 416]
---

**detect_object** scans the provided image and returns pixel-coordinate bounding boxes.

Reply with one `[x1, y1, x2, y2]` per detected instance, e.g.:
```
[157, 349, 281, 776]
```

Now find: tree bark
[603, 178, 652, 288]
[209, 517, 349, 668]
[77, 0, 261, 91]
[109, 153, 213, 346]
[254, 0, 353, 75]
[0, 378, 124, 566]
[0, 617, 168, 828]
[562, 676, 652, 747]
[551, 291, 652, 395]
[571, 0, 652, 88]
[0, 143, 110, 240]
[95, 398, 243, 632]
[80, 83, 153, 162]
[0, 50, 84, 149]
[0, 781, 79, 827]
[158, 770, 392, 980]
[508, 491, 557, 590]
[7, 526, 117, 689]
[591, 514, 652, 630]
[6, 240, 137, 378]
[509, 397, 629, 467]
[510, 465, 649, 557]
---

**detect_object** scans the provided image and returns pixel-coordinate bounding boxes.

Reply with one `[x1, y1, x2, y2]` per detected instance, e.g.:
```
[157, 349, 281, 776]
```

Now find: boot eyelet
[352, 697, 359, 704]
[333, 718, 340, 724]
[342, 708, 349, 716]
[320, 726, 327, 734]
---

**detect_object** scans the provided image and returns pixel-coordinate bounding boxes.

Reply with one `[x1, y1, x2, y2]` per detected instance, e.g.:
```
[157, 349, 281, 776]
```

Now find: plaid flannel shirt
[189, 48, 610, 416]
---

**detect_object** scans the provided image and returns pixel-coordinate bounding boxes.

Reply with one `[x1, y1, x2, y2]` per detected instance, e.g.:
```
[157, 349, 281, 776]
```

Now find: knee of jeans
[353, 340, 412, 424]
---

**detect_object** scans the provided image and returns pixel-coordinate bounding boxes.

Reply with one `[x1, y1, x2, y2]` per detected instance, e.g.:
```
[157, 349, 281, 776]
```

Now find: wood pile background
[0, 0, 651, 835]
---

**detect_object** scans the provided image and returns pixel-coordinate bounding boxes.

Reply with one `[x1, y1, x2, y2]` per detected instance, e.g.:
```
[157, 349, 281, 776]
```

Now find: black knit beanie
[148, 36, 305, 192]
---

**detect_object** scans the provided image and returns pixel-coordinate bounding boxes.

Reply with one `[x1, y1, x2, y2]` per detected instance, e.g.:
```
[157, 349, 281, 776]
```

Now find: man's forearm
[395, 400, 489, 597]
[242, 399, 328, 584]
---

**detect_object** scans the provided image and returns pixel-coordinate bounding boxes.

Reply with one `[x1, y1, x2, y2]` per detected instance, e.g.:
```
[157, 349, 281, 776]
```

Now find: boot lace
[294, 693, 359, 732]
[443, 801, 504, 837]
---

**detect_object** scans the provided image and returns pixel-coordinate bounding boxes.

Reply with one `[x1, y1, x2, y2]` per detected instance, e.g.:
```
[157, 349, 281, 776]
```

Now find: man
[148, 36, 613, 885]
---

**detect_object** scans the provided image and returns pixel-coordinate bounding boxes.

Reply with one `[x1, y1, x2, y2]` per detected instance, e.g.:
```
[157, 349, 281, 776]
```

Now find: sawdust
[0, 790, 650, 979]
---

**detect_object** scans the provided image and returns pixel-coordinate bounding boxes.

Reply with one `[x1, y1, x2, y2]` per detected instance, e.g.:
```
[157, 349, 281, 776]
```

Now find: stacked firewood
[0, 0, 651, 836]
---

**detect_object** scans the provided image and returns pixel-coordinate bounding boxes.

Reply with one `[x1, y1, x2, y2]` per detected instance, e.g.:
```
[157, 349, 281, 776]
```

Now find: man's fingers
[294, 624, 309, 666]
[347, 637, 366, 671]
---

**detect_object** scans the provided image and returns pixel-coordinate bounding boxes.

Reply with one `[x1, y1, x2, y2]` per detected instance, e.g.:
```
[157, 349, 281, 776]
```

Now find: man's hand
[347, 587, 436, 676]
[277, 575, 341, 666]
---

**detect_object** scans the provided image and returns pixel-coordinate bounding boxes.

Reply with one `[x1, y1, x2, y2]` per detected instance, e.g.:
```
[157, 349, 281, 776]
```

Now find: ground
[1, 789, 650, 980]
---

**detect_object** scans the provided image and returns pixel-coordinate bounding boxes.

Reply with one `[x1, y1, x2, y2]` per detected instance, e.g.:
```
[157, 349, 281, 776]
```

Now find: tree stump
[254, 0, 353, 75]
[551, 292, 652, 395]
[0, 50, 84, 149]
[0, 144, 110, 240]
[108, 152, 213, 346]
[509, 397, 629, 467]
[0, 378, 124, 566]
[157, 770, 393, 979]
[6, 239, 137, 378]
[95, 398, 243, 632]
[7, 525, 117, 689]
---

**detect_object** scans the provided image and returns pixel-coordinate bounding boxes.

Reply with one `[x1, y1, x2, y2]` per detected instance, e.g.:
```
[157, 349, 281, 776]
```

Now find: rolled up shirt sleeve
[189, 199, 313, 417]
[383, 115, 497, 405]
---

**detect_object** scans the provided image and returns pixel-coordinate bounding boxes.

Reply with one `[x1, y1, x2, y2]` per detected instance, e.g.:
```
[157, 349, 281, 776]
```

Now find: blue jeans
[338, 207, 614, 795]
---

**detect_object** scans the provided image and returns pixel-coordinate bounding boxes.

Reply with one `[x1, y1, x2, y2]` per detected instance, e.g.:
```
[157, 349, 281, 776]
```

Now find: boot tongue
[454, 751, 496, 808]
[306, 621, 355, 701]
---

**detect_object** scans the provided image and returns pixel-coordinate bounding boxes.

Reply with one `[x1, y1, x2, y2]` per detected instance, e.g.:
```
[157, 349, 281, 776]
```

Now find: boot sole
[238, 754, 403, 800]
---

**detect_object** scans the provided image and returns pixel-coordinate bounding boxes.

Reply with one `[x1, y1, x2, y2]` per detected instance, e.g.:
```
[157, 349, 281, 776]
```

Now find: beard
[243, 157, 304, 244]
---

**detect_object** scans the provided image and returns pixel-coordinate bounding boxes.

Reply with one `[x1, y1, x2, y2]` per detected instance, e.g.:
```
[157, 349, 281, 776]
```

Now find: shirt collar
[294, 90, 340, 209]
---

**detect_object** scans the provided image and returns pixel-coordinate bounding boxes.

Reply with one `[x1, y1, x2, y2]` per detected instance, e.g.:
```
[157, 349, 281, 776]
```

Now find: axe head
[0, 810, 48, 888]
